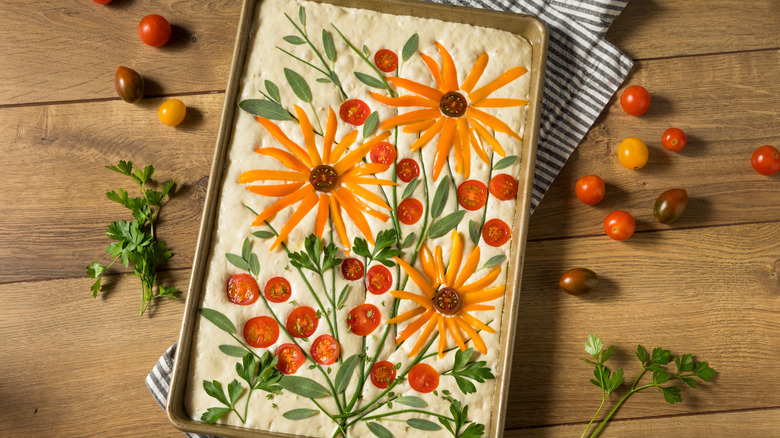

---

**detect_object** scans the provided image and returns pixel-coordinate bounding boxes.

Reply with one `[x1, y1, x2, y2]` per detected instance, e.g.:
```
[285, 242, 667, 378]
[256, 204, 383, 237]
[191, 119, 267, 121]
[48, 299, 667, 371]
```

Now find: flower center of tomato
[433, 287, 463, 315]
[439, 91, 468, 118]
[309, 165, 339, 192]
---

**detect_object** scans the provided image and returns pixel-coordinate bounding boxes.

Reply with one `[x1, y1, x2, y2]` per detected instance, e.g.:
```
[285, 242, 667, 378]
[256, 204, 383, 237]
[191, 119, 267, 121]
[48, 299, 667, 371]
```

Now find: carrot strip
[255, 147, 310, 173]
[438, 317, 447, 359]
[454, 316, 487, 354]
[462, 128, 471, 178]
[269, 191, 318, 251]
[436, 42, 459, 92]
[395, 309, 434, 344]
[452, 119, 464, 174]
[471, 120, 507, 157]
[467, 107, 521, 141]
[472, 98, 529, 108]
[246, 182, 305, 197]
[432, 118, 456, 180]
[394, 256, 435, 298]
[461, 52, 488, 93]
[314, 194, 329, 238]
[349, 193, 390, 222]
[454, 245, 480, 289]
[469, 129, 490, 165]
[386, 306, 426, 325]
[410, 116, 446, 151]
[251, 185, 314, 226]
[347, 176, 396, 186]
[419, 52, 444, 91]
[468, 66, 528, 103]
[434, 246, 446, 285]
[460, 266, 501, 294]
[444, 230, 463, 287]
[444, 317, 467, 351]
[333, 188, 375, 244]
[342, 163, 390, 177]
[459, 312, 496, 334]
[294, 105, 321, 166]
[322, 108, 337, 164]
[387, 77, 444, 101]
[238, 169, 307, 184]
[344, 183, 390, 209]
[329, 196, 350, 254]
[379, 108, 442, 131]
[462, 285, 506, 305]
[390, 290, 433, 309]
[369, 92, 437, 108]
[334, 131, 392, 175]
[255, 116, 312, 167]
[418, 244, 439, 286]
[409, 314, 439, 357]
[331, 130, 358, 163]
[403, 119, 437, 134]
[463, 304, 495, 312]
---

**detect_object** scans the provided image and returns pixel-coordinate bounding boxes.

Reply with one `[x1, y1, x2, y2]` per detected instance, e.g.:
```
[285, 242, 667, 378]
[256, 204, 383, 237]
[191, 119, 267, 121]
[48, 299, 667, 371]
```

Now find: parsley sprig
[86, 160, 177, 315]
[581, 334, 716, 437]
[352, 229, 402, 267]
[288, 234, 343, 273]
[442, 347, 495, 395]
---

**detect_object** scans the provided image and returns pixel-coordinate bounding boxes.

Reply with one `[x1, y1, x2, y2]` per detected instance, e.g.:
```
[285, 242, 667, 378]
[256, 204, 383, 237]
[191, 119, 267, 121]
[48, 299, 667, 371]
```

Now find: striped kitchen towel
[147, 0, 633, 436]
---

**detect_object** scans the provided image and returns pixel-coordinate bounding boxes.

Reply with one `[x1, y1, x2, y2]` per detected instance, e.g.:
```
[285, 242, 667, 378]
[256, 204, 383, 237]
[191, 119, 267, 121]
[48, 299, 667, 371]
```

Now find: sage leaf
[241, 238, 251, 261]
[395, 395, 427, 408]
[407, 418, 442, 431]
[334, 354, 360, 393]
[316, 77, 331, 83]
[428, 210, 466, 239]
[278, 375, 330, 398]
[402, 33, 419, 62]
[469, 219, 480, 245]
[249, 253, 260, 277]
[283, 408, 319, 420]
[493, 155, 518, 170]
[298, 5, 306, 25]
[430, 175, 450, 218]
[366, 421, 393, 438]
[336, 284, 350, 309]
[482, 254, 506, 269]
[402, 177, 419, 200]
[219, 345, 248, 357]
[200, 308, 236, 334]
[362, 44, 370, 57]
[402, 232, 416, 249]
[264, 80, 281, 103]
[354, 72, 385, 89]
[283, 35, 306, 45]
[238, 99, 292, 121]
[322, 30, 336, 62]
[225, 253, 250, 271]
[284, 68, 313, 103]
[253, 230, 274, 239]
[363, 111, 379, 137]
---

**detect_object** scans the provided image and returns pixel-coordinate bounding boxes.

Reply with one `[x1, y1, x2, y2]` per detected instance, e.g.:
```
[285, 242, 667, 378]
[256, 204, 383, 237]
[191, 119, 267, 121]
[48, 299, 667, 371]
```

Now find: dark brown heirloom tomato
[559, 268, 599, 296]
[115, 66, 144, 103]
[653, 188, 688, 224]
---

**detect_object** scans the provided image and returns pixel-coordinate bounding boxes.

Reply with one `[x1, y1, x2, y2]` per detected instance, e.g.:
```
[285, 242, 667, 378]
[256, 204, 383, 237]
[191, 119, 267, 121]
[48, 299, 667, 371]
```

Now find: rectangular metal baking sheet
[167, 0, 547, 436]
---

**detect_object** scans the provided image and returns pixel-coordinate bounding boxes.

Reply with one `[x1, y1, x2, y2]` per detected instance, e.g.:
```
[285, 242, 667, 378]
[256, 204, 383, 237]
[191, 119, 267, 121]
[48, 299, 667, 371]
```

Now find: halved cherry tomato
[575, 174, 605, 205]
[620, 85, 651, 116]
[559, 268, 599, 296]
[115, 66, 144, 103]
[286, 306, 318, 338]
[603, 210, 635, 241]
[226, 273, 259, 305]
[264, 277, 292, 303]
[408, 363, 439, 393]
[489, 174, 518, 201]
[397, 198, 423, 225]
[310, 334, 340, 365]
[457, 180, 488, 210]
[370, 361, 397, 389]
[243, 316, 279, 348]
[347, 304, 381, 336]
[662, 128, 687, 152]
[138, 14, 172, 47]
[158, 99, 186, 127]
[339, 99, 371, 125]
[396, 158, 420, 183]
[482, 218, 511, 247]
[374, 49, 399, 73]
[341, 258, 365, 281]
[275, 343, 305, 375]
[370, 142, 397, 165]
[366, 265, 392, 295]
[618, 137, 648, 170]
[751, 145, 780, 176]
[653, 188, 688, 224]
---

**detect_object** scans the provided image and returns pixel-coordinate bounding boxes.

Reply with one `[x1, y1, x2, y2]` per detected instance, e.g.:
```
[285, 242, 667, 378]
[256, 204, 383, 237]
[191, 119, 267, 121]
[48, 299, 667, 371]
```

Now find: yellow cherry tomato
[158, 99, 186, 126]
[618, 137, 649, 169]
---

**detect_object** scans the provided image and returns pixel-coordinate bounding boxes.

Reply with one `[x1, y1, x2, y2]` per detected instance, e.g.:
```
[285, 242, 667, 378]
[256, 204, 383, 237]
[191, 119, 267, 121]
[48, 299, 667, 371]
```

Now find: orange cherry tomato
[397, 198, 423, 225]
[408, 363, 439, 393]
[275, 343, 305, 375]
[347, 304, 381, 336]
[366, 265, 392, 295]
[618, 137, 649, 170]
[603, 210, 636, 241]
[115, 66, 144, 103]
[374, 49, 399, 73]
[264, 277, 292, 303]
[341, 258, 365, 281]
[226, 273, 259, 305]
[457, 180, 488, 211]
[370, 142, 397, 165]
[138, 14, 172, 47]
[575, 175, 606, 205]
[662, 128, 687, 152]
[286, 306, 318, 338]
[482, 218, 511, 247]
[158, 99, 186, 126]
[310, 334, 340, 365]
[370, 361, 397, 389]
[751, 145, 780, 176]
[489, 174, 518, 201]
[396, 158, 420, 183]
[339, 99, 371, 125]
[243, 316, 279, 348]
[620, 85, 651, 116]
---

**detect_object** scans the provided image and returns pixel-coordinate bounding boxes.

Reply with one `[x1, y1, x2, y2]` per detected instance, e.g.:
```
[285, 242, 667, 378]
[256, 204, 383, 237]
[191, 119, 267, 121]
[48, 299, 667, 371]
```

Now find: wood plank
[530, 49, 780, 241]
[0, 94, 222, 283]
[504, 222, 780, 428]
[607, 0, 780, 60]
[505, 408, 780, 437]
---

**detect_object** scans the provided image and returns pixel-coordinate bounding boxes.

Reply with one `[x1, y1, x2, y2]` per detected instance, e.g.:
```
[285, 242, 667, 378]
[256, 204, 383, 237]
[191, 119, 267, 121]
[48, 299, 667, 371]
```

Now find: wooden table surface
[1, 0, 778, 436]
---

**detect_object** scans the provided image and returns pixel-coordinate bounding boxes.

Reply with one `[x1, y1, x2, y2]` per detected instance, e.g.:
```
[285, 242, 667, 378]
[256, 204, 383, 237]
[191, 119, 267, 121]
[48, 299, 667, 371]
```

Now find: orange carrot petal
[269, 191, 319, 251]
[454, 245, 480, 290]
[403, 119, 437, 134]
[461, 52, 489, 93]
[419, 52, 444, 91]
[463, 285, 506, 305]
[459, 312, 496, 334]
[255, 116, 312, 167]
[342, 163, 390, 177]
[322, 108, 337, 164]
[463, 304, 495, 312]
[452, 119, 464, 174]
[350, 194, 391, 222]
[334, 131, 392, 175]
[444, 230, 463, 287]
[472, 98, 529, 108]
[389, 290, 433, 309]
[314, 194, 329, 238]
[347, 176, 396, 186]
[434, 246, 446, 285]
[329, 195, 351, 254]
[379, 108, 442, 131]
[246, 182, 305, 197]
[344, 182, 390, 210]
[387, 77, 444, 102]
[251, 185, 314, 226]
[460, 266, 501, 294]
[239, 169, 308, 184]
[419, 244, 439, 287]
[294, 105, 321, 166]
[410, 116, 446, 151]
[255, 147, 310, 173]
[395, 309, 434, 344]
[437, 317, 447, 359]
[444, 317, 467, 351]
[394, 256, 436, 298]
[333, 188, 375, 244]
[330, 130, 358, 164]
[386, 306, 426, 325]
[454, 316, 487, 354]
[467, 107, 521, 141]
[432, 118, 457, 180]
[369, 92, 437, 108]
[471, 120, 507, 157]
[468, 66, 528, 103]
[409, 314, 439, 357]
[469, 129, 490, 165]
[436, 42, 459, 93]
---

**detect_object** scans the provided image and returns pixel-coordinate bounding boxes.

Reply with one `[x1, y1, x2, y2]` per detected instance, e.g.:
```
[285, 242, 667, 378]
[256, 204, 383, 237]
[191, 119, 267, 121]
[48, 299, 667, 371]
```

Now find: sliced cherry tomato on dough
[603, 210, 636, 241]
[310, 334, 340, 365]
[457, 180, 488, 211]
[226, 273, 259, 305]
[662, 128, 687, 152]
[138, 14, 172, 47]
[264, 276, 292, 303]
[339, 99, 371, 126]
[374, 49, 399, 73]
[620, 85, 651, 116]
[341, 258, 365, 281]
[275, 343, 305, 375]
[397, 198, 423, 225]
[370, 142, 397, 165]
[575, 174, 605, 205]
[366, 265, 392, 295]
[243, 316, 279, 348]
[751, 145, 780, 176]
[370, 361, 397, 389]
[396, 158, 420, 183]
[347, 304, 381, 336]
[482, 218, 511, 247]
[489, 174, 518, 201]
[408, 363, 439, 393]
[286, 306, 319, 338]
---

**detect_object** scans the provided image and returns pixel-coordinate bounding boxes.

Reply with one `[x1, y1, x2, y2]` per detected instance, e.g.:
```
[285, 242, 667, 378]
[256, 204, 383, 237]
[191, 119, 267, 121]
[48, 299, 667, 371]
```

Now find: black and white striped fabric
[147, 1, 632, 436]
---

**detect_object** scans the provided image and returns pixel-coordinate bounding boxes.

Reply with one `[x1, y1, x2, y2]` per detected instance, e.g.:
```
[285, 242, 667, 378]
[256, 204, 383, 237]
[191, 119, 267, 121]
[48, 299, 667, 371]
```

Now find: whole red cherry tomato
[575, 175, 605, 205]
[339, 99, 370, 125]
[620, 85, 651, 116]
[115, 66, 144, 103]
[751, 145, 780, 176]
[603, 210, 636, 241]
[559, 268, 599, 296]
[93, 0, 112, 5]
[662, 128, 687, 151]
[138, 14, 172, 47]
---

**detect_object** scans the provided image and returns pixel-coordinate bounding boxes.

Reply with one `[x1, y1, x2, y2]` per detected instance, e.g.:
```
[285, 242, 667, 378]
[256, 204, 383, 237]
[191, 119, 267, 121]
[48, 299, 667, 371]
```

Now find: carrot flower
[240, 105, 395, 252]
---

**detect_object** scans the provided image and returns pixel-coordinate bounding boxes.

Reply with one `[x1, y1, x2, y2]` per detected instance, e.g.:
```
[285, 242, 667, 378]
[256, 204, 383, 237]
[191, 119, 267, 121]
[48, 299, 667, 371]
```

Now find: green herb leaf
[362, 44, 370, 57]
[430, 175, 450, 218]
[228, 379, 243, 405]
[316, 77, 331, 83]
[219, 345, 248, 358]
[298, 5, 306, 25]
[394, 395, 427, 408]
[241, 238, 252, 261]
[283, 35, 306, 45]
[427, 210, 466, 239]
[482, 254, 506, 269]
[238, 99, 293, 121]
[401, 33, 419, 62]
[278, 375, 330, 398]
[200, 406, 231, 424]
[407, 418, 441, 431]
[106, 160, 133, 176]
[249, 253, 260, 277]
[650, 347, 671, 365]
[226, 253, 250, 271]
[265, 80, 281, 103]
[284, 68, 313, 103]
[200, 308, 236, 334]
[659, 385, 683, 404]
[459, 422, 486, 438]
[354, 72, 385, 89]
[334, 354, 360, 393]
[636, 344, 649, 364]
[363, 111, 379, 137]
[156, 285, 178, 299]
[90, 277, 102, 298]
[606, 368, 624, 393]
[693, 362, 716, 381]
[493, 155, 518, 170]
[601, 345, 614, 363]
[203, 380, 230, 406]
[253, 230, 275, 239]
[86, 261, 105, 279]
[337, 284, 350, 309]
[366, 421, 393, 438]
[402, 232, 416, 249]
[402, 177, 419, 200]
[680, 376, 698, 389]
[352, 238, 371, 259]
[675, 353, 694, 372]
[469, 219, 480, 245]
[283, 408, 319, 420]
[322, 30, 336, 62]
[585, 334, 603, 359]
